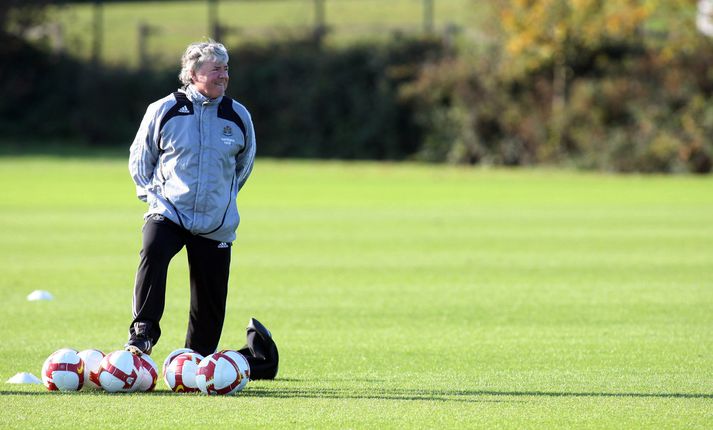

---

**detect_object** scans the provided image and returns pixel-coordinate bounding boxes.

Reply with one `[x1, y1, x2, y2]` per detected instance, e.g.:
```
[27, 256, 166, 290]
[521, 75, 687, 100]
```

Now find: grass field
[1, 153, 712, 428]
[46, 0, 489, 68]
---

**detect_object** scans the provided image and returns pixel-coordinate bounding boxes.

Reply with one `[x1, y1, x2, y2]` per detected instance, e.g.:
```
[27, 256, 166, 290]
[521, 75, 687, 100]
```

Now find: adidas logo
[178, 105, 190, 114]
[217, 242, 229, 249]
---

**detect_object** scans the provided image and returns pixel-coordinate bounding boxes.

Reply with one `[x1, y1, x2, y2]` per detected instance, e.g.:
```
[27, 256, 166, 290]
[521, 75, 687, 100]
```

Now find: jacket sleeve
[236, 109, 257, 191]
[129, 103, 160, 202]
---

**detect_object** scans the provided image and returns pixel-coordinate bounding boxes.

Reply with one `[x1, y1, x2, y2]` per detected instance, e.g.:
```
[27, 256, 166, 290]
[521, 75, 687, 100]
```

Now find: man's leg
[127, 216, 185, 354]
[184, 236, 231, 357]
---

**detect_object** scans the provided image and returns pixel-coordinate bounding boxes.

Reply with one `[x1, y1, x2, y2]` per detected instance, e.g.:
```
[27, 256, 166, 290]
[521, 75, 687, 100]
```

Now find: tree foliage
[496, 0, 705, 73]
[497, 0, 653, 74]
[498, 0, 655, 71]
[398, 0, 713, 172]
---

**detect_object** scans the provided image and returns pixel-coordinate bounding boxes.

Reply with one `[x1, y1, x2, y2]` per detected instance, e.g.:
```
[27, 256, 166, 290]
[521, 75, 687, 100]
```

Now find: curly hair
[178, 40, 229, 86]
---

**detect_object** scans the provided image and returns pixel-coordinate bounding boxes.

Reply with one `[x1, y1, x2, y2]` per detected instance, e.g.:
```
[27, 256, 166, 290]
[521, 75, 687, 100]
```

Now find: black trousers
[129, 215, 231, 357]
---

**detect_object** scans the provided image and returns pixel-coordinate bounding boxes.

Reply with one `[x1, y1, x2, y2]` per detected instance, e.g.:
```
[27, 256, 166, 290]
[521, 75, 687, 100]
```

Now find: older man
[125, 40, 278, 379]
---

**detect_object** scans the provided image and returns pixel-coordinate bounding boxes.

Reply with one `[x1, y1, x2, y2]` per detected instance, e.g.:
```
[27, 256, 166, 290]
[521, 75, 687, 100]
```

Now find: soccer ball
[77, 349, 105, 390]
[162, 348, 194, 379]
[42, 348, 85, 391]
[134, 354, 159, 392]
[96, 350, 142, 393]
[164, 352, 204, 392]
[195, 350, 250, 395]
[221, 350, 250, 392]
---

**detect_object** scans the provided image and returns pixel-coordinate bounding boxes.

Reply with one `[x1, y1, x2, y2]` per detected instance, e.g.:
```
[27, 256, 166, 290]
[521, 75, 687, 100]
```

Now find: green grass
[45, 0, 490, 68]
[1, 154, 712, 428]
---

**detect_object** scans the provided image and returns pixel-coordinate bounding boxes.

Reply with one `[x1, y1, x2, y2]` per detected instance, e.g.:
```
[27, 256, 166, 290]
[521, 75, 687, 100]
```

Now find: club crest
[223, 125, 233, 136]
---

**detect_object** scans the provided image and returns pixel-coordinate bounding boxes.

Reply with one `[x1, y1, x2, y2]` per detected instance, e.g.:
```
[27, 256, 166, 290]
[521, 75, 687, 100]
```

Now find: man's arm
[128, 104, 160, 202]
[236, 109, 257, 191]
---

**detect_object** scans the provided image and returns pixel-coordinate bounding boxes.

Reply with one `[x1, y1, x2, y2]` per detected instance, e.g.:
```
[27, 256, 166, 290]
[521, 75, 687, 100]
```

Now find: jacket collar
[184, 85, 222, 106]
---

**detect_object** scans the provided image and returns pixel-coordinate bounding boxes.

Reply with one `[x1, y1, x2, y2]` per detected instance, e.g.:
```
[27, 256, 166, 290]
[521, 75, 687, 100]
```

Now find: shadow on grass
[243, 386, 509, 403]
[241, 386, 713, 402]
[3, 386, 711, 403]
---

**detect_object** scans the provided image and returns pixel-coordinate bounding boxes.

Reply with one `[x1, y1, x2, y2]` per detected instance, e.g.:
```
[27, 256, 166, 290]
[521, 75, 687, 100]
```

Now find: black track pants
[129, 215, 231, 357]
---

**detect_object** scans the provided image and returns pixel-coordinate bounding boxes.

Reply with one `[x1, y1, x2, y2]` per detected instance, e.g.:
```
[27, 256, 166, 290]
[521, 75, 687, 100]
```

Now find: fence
[39, 0, 483, 68]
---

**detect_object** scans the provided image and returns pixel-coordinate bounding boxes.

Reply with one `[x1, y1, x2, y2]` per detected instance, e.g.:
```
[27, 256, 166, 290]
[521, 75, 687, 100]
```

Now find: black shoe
[125, 322, 153, 355]
[124, 335, 153, 356]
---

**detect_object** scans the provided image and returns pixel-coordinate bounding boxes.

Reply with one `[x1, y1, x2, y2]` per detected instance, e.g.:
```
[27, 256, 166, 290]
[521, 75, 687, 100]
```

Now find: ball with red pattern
[162, 348, 194, 379]
[41, 348, 85, 391]
[164, 352, 204, 392]
[218, 350, 251, 392]
[96, 350, 142, 393]
[195, 351, 249, 395]
[133, 354, 159, 392]
[77, 349, 105, 390]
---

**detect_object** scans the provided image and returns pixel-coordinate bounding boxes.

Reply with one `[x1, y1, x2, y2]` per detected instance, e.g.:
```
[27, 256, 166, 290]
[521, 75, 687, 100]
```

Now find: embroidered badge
[223, 125, 233, 136]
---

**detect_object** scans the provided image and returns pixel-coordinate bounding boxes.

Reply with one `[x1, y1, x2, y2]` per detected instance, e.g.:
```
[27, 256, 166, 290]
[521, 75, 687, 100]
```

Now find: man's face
[192, 60, 229, 99]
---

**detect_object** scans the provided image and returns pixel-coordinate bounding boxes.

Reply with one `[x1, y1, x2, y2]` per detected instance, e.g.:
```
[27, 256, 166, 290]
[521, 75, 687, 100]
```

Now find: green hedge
[229, 38, 444, 159]
[0, 34, 174, 143]
[0, 34, 444, 161]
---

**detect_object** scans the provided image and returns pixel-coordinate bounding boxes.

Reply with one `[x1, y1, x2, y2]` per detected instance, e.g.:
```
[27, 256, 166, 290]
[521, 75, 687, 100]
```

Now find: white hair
[178, 40, 229, 86]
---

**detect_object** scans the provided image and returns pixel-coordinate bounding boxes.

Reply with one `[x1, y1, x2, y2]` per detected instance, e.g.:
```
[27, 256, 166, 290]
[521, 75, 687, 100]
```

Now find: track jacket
[129, 85, 256, 243]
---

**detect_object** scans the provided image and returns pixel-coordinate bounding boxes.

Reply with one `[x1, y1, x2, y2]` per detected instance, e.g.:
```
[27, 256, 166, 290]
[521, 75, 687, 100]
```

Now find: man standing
[126, 40, 278, 379]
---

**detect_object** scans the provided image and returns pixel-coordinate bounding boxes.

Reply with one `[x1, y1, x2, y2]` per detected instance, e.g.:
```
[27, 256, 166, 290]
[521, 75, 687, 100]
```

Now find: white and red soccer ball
[162, 348, 194, 379]
[42, 348, 85, 391]
[77, 349, 105, 390]
[195, 350, 250, 395]
[134, 354, 159, 392]
[164, 352, 204, 392]
[91, 350, 156, 392]
[95, 350, 143, 393]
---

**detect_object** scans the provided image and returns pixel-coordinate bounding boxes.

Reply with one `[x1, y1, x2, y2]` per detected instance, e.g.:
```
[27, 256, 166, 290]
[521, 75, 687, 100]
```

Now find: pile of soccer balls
[41, 347, 250, 395]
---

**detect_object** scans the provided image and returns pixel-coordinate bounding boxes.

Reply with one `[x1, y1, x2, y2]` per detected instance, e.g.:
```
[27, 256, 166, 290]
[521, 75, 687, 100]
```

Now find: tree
[498, 0, 652, 71]
[496, 0, 653, 159]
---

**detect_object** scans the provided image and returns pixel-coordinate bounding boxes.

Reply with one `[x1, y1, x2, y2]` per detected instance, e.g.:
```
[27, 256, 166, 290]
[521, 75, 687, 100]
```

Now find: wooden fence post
[423, 0, 434, 34]
[138, 22, 160, 69]
[208, 0, 221, 40]
[313, 0, 327, 43]
[91, 0, 103, 65]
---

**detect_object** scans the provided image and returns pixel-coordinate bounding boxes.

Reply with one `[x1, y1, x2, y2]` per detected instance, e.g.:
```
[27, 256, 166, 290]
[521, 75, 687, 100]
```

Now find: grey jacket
[129, 85, 256, 243]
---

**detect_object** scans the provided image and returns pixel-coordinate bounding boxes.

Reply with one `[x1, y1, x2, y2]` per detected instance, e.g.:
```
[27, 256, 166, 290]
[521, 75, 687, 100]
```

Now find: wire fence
[38, 0, 487, 68]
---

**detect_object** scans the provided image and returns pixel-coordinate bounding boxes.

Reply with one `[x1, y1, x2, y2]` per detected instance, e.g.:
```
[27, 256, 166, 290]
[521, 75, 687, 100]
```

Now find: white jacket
[129, 85, 256, 242]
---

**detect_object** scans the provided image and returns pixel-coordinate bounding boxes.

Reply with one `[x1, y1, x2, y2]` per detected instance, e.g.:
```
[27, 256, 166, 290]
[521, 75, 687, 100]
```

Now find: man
[125, 40, 278, 379]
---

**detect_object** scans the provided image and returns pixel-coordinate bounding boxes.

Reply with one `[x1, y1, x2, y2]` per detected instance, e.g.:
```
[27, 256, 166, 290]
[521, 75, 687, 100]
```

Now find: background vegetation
[2, 0, 713, 172]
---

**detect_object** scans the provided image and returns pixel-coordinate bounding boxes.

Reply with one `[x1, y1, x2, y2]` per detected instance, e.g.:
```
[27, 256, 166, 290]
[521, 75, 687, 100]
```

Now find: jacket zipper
[198, 173, 236, 236]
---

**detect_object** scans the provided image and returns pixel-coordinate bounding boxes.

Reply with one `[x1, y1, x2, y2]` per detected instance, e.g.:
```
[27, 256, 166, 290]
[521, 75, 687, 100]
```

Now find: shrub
[401, 34, 713, 173]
